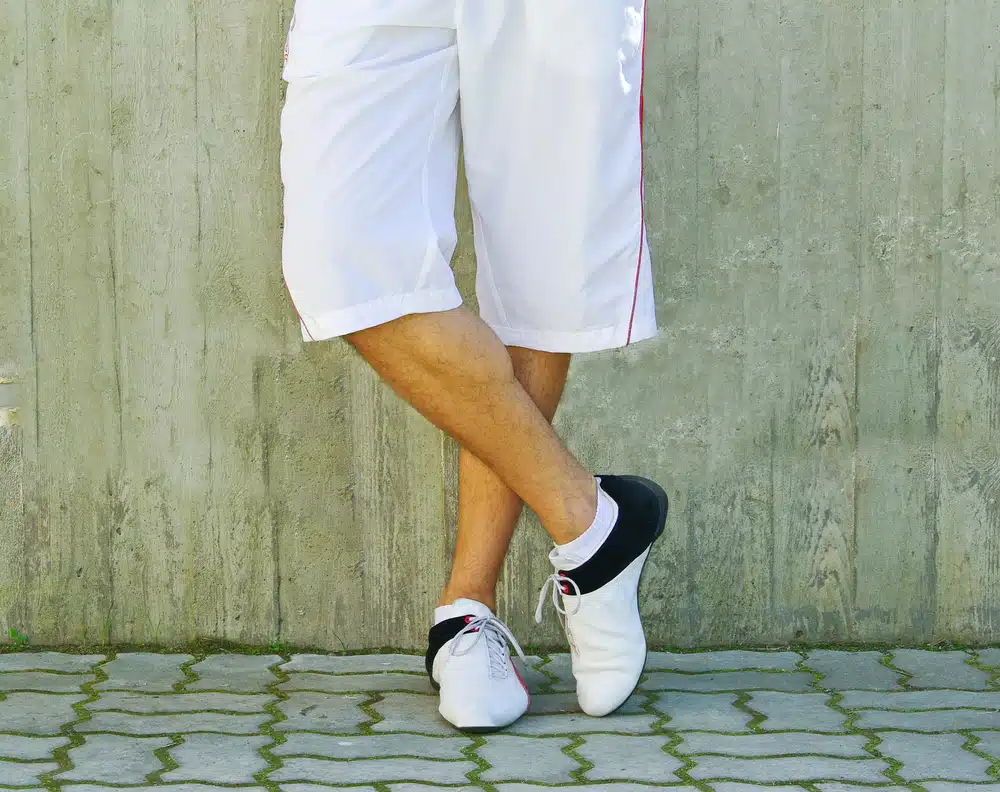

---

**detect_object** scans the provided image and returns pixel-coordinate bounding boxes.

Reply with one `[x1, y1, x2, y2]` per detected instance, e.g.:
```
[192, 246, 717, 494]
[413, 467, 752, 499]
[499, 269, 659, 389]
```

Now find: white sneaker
[426, 598, 531, 732]
[536, 475, 669, 716]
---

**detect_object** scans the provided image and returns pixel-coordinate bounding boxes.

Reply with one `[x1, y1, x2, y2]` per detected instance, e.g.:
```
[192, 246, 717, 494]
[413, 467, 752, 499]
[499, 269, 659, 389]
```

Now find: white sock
[550, 477, 619, 571]
[434, 598, 493, 625]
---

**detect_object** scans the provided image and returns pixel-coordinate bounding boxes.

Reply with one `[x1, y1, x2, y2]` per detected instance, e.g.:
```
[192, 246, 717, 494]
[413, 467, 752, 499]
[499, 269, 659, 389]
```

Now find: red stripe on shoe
[512, 661, 531, 705]
[625, 1, 649, 345]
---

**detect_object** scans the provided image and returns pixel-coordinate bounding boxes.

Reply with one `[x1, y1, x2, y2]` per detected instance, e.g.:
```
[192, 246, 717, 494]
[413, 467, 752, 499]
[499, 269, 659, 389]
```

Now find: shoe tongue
[434, 598, 494, 625]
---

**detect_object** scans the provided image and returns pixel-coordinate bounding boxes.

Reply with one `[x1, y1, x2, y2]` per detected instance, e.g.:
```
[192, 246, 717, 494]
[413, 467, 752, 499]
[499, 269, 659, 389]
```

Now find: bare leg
[346, 307, 594, 545]
[440, 347, 571, 610]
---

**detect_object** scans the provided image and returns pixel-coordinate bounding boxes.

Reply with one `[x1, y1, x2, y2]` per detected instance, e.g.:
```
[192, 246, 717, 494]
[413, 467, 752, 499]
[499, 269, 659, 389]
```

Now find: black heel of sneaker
[426, 616, 470, 693]
[561, 475, 670, 596]
[616, 475, 669, 542]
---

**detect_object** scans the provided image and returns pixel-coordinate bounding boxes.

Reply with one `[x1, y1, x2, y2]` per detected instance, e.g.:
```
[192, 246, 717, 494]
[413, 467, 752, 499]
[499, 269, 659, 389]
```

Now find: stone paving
[0, 649, 998, 789]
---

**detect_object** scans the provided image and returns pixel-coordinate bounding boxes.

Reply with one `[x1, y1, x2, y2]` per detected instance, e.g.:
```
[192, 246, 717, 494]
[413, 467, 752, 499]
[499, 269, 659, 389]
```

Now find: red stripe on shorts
[625, 2, 649, 345]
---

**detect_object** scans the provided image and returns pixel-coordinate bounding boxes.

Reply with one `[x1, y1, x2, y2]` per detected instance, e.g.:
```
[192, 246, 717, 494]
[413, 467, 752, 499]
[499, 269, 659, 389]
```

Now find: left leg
[440, 346, 572, 612]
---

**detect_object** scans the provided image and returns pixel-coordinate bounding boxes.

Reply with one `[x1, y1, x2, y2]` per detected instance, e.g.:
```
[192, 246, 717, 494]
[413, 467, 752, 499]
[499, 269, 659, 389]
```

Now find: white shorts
[280, 0, 657, 353]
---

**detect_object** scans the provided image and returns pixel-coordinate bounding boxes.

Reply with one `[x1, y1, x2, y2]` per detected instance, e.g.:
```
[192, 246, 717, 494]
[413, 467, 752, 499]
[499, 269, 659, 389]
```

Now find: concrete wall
[1, 0, 998, 650]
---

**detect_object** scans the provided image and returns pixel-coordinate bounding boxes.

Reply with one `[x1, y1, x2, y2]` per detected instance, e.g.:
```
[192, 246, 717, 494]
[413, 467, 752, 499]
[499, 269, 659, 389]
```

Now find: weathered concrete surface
[0, 0, 32, 652]
[0, 0, 998, 649]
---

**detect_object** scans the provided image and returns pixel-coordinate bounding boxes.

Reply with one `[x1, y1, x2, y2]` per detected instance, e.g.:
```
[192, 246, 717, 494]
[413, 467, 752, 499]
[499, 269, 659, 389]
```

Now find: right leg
[345, 308, 595, 546]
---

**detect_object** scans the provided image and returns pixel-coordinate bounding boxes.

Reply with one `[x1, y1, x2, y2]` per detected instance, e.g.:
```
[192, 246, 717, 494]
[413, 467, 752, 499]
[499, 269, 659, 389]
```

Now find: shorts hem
[298, 288, 464, 342]
[488, 316, 658, 354]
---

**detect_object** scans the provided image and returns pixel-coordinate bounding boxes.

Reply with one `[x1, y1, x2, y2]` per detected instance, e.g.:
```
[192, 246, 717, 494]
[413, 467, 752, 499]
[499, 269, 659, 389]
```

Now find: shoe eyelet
[464, 616, 473, 623]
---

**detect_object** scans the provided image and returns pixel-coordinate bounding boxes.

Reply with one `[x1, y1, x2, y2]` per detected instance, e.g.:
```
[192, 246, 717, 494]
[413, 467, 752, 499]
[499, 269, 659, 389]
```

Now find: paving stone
[274, 732, 471, 760]
[679, 732, 868, 757]
[277, 692, 369, 733]
[95, 653, 193, 692]
[891, 650, 989, 690]
[0, 671, 92, 692]
[279, 672, 433, 694]
[688, 756, 890, 782]
[88, 692, 275, 713]
[978, 649, 1000, 670]
[526, 692, 582, 714]
[816, 785, 911, 792]
[66, 786, 267, 792]
[496, 786, 694, 792]
[840, 690, 1000, 710]
[283, 787, 376, 792]
[921, 785, 1000, 792]
[974, 731, 1000, 758]
[0, 734, 69, 760]
[0, 693, 86, 734]
[654, 692, 752, 732]
[370, 692, 455, 735]
[281, 654, 424, 674]
[804, 651, 900, 690]
[877, 732, 992, 781]
[185, 655, 281, 692]
[390, 787, 480, 792]
[519, 657, 550, 692]
[642, 671, 813, 693]
[646, 651, 801, 672]
[0, 761, 59, 785]
[478, 735, 578, 783]
[0, 653, 104, 673]
[506, 711, 658, 736]
[855, 709, 1000, 731]
[78, 711, 269, 735]
[271, 757, 477, 784]
[578, 734, 683, 782]
[162, 734, 270, 783]
[538, 654, 575, 691]
[527, 692, 646, 715]
[717, 786, 815, 792]
[749, 692, 847, 732]
[58, 734, 171, 782]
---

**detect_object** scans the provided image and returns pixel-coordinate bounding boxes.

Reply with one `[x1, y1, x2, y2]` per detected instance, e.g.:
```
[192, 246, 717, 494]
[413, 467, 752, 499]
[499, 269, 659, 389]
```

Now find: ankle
[548, 475, 599, 546]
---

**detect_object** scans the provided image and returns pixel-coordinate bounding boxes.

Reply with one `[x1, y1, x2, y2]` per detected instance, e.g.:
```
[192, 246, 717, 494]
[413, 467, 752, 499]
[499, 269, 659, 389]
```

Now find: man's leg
[350, 308, 589, 731]
[439, 346, 571, 611]
[346, 306, 593, 546]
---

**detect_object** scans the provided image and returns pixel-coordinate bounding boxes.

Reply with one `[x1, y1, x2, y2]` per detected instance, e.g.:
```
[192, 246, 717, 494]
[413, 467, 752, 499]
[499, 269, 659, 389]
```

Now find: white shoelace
[450, 616, 528, 678]
[535, 573, 583, 632]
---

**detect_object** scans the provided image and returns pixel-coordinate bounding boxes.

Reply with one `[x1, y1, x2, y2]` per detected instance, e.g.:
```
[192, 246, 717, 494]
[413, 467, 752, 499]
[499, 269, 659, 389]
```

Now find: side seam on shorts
[625, 0, 649, 345]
